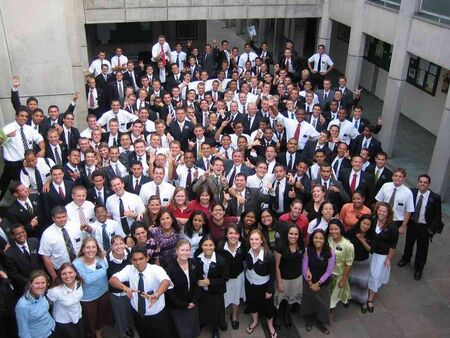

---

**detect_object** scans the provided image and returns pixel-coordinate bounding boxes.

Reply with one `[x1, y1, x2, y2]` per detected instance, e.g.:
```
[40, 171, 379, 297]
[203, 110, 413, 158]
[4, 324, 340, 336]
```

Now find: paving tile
[360, 312, 405, 337]
[427, 277, 450, 305]
[395, 303, 450, 336]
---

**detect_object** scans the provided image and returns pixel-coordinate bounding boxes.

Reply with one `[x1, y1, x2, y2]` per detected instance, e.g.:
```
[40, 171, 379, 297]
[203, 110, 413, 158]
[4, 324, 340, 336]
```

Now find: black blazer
[277, 151, 302, 173]
[244, 114, 262, 135]
[245, 249, 275, 293]
[293, 174, 312, 204]
[217, 112, 246, 135]
[124, 175, 151, 195]
[195, 252, 229, 294]
[249, 40, 274, 65]
[45, 143, 68, 165]
[271, 180, 296, 214]
[351, 135, 383, 164]
[338, 169, 373, 205]
[3, 238, 42, 295]
[63, 164, 83, 185]
[255, 138, 277, 157]
[165, 258, 202, 309]
[85, 86, 108, 115]
[366, 166, 392, 195]
[108, 80, 131, 103]
[301, 141, 332, 163]
[5, 196, 44, 237]
[59, 127, 80, 151]
[86, 186, 113, 206]
[165, 74, 184, 91]
[168, 120, 194, 151]
[225, 188, 273, 216]
[41, 180, 75, 225]
[123, 70, 140, 89]
[95, 73, 114, 91]
[410, 189, 443, 234]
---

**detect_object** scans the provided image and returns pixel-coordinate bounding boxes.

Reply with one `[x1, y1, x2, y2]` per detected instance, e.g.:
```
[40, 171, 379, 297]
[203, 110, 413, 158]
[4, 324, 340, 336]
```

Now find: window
[368, 0, 401, 11]
[363, 36, 392, 71]
[406, 54, 441, 96]
[419, 0, 450, 25]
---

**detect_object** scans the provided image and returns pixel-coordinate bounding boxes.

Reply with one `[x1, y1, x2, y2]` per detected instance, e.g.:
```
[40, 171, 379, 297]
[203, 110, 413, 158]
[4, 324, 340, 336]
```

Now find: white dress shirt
[176, 164, 204, 188]
[375, 183, 415, 221]
[139, 181, 175, 206]
[47, 282, 83, 324]
[20, 158, 54, 191]
[151, 42, 172, 63]
[89, 59, 112, 77]
[2, 122, 43, 161]
[113, 264, 173, 316]
[327, 119, 359, 145]
[415, 190, 430, 224]
[308, 53, 334, 72]
[111, 55, 129, 71]
[106, 192, 146, 228]
[276, 115, 320, 150]
[65, 201, 96, 225]
[39, 222, 87, 269]
[97, 109, 139, 132]
[245, 249, 270, 285]
[91, 219, 126, 251]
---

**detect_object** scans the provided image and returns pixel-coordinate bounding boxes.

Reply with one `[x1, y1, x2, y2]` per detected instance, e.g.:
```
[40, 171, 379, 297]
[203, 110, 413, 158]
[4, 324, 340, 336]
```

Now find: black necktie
[333, 159, 339, 174]
[119, 198, 130, 234]
[54, 147, 62, 165]
[113, 137, 118, 147]
[35, 168, 43, 191]
[274, 181, 281, 210]
[22, 245, 31, 261]
[61, 228, 76, 261]
[413, 194, 423, 223]
[20, 126, 29, 150]
[67, 129, 72, 149]
[317, 54, 322, 73]
[288, 155, 293, 172]
[25, 201, 33, 213]
[138, 272, 146, 315]
[176, 54, 180, 67]
[228, 167, 236, 186]
[97, 191, 104, 205]
[186, 168, 192, 186]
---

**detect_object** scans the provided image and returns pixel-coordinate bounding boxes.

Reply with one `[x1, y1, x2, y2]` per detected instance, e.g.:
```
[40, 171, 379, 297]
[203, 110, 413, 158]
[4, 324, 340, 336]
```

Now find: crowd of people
[0, 33, 445, 338]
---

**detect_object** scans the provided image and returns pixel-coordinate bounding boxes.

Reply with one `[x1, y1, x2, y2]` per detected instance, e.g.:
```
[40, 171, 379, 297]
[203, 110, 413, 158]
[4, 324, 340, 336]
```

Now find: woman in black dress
[196, 234, 230, 338]
[274, 224, 304, 329]
[165, 239, 202, 338]
[245, 229, 277, 338]
[301, 229, 335, 335]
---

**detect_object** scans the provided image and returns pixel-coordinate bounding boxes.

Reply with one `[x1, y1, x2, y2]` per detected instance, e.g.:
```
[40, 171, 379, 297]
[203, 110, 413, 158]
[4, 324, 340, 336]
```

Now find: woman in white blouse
[47, 262, 84, 338]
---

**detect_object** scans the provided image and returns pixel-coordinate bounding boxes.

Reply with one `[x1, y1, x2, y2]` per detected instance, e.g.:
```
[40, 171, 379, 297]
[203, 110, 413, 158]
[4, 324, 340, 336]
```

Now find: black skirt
[300, 280, 331, 325]
[198, 289, 226, 329]
[245, 278, 275, 319]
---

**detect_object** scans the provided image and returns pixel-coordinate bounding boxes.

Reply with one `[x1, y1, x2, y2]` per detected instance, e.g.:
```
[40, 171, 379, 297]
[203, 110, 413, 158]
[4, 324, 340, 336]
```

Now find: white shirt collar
[249, 248, 265, 262]
[198, 251, 216, 264]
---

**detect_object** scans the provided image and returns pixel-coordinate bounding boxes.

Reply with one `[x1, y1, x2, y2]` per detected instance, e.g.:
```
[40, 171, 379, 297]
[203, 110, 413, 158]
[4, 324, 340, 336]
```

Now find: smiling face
[312, 231, 325, 250]
[177, 243, 191, 261]
[328, 223, 341, 241]
[360, 218, 372, 233]
[201, 239, 215, 257]
[11, 226, 27, 244]
[133, 227, 148, 246]
[82, 239, 98, 259]
[60, 266, 77, 287]
[287, 227, 300, 244]
[249, 232, 263, 251]
[159, 212, 173, 231]
[29, 276, 48, 298]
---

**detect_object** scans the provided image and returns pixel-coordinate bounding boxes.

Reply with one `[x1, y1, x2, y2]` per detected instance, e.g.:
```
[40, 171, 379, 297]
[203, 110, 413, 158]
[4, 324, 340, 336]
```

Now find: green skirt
[330, 274, 351, 309]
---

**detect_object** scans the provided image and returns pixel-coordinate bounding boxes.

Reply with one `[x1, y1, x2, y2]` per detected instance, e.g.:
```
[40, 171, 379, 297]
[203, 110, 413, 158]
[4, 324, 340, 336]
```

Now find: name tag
[344, 134, 348, 137]
[303, 135, 307, 138]
[398, 202, 404, 206]
[75, 238, 81, 242]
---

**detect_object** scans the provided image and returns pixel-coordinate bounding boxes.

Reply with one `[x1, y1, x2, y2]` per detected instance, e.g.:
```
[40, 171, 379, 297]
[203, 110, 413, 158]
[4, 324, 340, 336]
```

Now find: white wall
[400, 68, 447, 135]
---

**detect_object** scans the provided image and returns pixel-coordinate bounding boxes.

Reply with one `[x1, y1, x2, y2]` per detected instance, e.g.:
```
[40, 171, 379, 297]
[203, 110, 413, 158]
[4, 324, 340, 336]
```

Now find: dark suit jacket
[224, 161, 255, 179]
[277, 151, 302, 173]
[165, 258, 202, 308]
[168, 120, 194, 151]
[5, 196, 44, 237]
[123, 70, 140, 89]
[95, 73, 114, 92]
[410, 189, 443, 234]
[108, 80, 130, 104]
[201, 52, 218, 78]
[124, 175, 151, 195]
[306, 114, 327, 132]
[311, 177, 350, 209]
[45, 143, 68, 165]
[278, 56, 300, 74]
[59, 127, 80, 151]
[293, 174, 312, 204]
[256, 138, 277, 157]
[351, 135, 383, 163]
[244, 114, 262, 135]
[302, 141, 332, 163]
[348, 116, 382, 134]
[366, 166, 392, 195]
[226, 188, 273, 216]
[205, 90, 224, 101]
[191, 137, 215, 161]
[315, 89, 335, 108]
[63, 164, 83, 185]
[165, 74, 184, 91]
[338, 169, 373, 205]
[41, 180, 75, 225]
[3, 238, 42, 295]
[249, 40, 274, 65]
[195, 252, 229, 294]
[86, 186, 113, 206]
[271, 180, 296, 214]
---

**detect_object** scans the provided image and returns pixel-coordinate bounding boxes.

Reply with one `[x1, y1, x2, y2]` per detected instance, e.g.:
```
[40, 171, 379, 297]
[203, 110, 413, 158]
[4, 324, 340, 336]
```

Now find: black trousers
[402, 221, 430, 270]
[132, 308, 171, 338]
[0, 160, 23, 200]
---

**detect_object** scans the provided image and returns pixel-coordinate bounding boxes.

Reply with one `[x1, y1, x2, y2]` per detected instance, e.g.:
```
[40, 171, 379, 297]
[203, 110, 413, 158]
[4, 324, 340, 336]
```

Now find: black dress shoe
[212, 329, 220, 338]
[230, 314, 239, 330]
[397, 259, 410, 267]
[283, 315, 292, 329]
[273, 315, 281, 331]
[220, 322, 227, 331]
[414, 270, 423, 280]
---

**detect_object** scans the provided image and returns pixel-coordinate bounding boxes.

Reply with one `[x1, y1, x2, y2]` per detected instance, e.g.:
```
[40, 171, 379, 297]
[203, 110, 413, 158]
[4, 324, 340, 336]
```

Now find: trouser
[132, 308, 171, 338]
[402, 221, 430, 271]
[0, 160, 23, 200]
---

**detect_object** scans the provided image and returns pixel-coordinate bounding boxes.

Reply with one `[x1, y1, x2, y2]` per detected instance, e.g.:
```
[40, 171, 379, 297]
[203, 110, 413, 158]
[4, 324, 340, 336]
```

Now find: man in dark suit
[255, 127, 277, 157]
[86, 170, 113, 206]
[312, 163, 350, 210]
[349, 106, 382, 134]
[351, 125, 383, 163]
[3, 224, 42, 297]
[249, 38, 274, 66]
[168, 107, 194, 151]
[123, 62, 140, 91]
[86, 76, 108, 118]
[45, 128, 68, 166]
[164, 64, 184, 91]
[366, 152, 392, 196]
[279, 48, 300, 80]
[201, 44, 218, 78]
[62, 149, 83, 186]
[224, 151, 255, 186]
[6, 183, 44, 237]
[124, 161, 151, 195]
[334, 76, 361, 113]
[277, 138, 302, 174]
[338, 155, 373, 206]
[27, 108, 48, 137]
[226, 173, 273, 216]
[397, 175, 444, 280]
[302, 131, 332, 163]
[59, 112, 80, 151]
[95, 64, 114, 92]
[108, 71, 130, 105]
[41, 165, 75, 225]
[271, 164, 298, 216]
[315, 79, 334, 108]
[306, 104, 327, 132]
[330, 142, 352, 179]
[206, 80, 224, 103]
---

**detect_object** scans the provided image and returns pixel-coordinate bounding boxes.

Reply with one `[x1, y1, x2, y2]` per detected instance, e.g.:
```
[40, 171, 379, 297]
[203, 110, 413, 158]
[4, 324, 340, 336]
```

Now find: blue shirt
[15, 292, 55, 338]
[73, 257, 109, 301]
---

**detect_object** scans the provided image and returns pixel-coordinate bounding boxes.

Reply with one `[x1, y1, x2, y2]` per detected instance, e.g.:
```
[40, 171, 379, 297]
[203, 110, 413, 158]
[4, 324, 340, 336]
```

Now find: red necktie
[134, 179, 139, 193]
[58, 186, 65, 200]
[350, 173, 357, 193]
[161, 45, 166, 66]
[293, 123, 301, 141]
[89, 90, 95, 108]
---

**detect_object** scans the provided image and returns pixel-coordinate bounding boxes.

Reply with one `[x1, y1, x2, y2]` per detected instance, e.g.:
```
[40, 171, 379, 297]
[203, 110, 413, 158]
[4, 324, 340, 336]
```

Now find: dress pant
[132, 308, 171, 338]
[402, 221, 430, 271]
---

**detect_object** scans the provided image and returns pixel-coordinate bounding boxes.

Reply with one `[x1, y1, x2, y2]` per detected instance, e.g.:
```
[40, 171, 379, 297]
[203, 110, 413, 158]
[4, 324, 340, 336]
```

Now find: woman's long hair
[308, 228, 332, 259]
[50, 262, 84, 288]
[184, 210, 209, 238]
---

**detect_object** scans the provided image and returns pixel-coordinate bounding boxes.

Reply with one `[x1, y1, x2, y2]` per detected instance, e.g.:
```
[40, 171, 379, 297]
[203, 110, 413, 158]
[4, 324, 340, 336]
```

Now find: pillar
[428, 91, 450, 200]
[317, 0, 332, 50]
[378, 0, 420, 155]
[344, 0, 366, 91]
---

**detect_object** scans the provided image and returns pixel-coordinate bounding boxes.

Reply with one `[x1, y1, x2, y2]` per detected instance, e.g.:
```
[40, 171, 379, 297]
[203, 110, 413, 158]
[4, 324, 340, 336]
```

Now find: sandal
[367, 301, 374, 313]
[317, 321, 330, 335]
[270, 330, 278, 338]
[246, 323, 259, 334]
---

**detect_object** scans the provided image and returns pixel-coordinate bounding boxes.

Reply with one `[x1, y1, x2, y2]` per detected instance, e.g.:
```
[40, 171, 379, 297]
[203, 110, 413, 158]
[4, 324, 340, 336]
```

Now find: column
[428, 91, 450, 199]
[377, 0, 419, 155]
[344, 0, 365, 91]
[317, 0, 332, 50]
